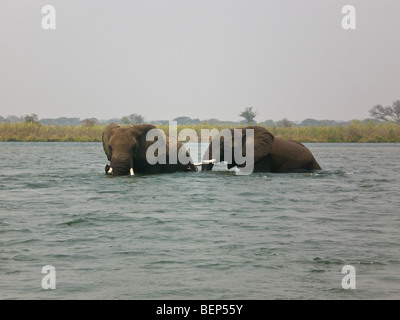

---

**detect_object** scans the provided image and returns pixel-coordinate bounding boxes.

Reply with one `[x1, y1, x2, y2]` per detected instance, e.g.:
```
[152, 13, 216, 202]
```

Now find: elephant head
[102, 123, 198, 175]
[102, 123, 158, 176]
[202, 126, 274, 173]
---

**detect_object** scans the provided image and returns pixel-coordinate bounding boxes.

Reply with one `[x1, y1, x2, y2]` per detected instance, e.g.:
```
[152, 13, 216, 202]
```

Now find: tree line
[1, 100, 399, 127]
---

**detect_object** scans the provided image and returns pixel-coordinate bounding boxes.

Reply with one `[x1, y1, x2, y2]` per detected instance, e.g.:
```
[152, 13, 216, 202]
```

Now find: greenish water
[0, 142, 399, 299]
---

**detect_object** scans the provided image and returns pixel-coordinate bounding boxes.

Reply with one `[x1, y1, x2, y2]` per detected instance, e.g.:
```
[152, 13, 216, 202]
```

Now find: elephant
[102, 123, 198, 175]
[201, 126, 321, 173]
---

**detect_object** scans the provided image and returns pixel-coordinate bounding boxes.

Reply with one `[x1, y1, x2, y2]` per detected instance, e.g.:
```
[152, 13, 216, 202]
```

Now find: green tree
[369, 100, 400, 123]
[239, 107, 257, 123]
[120, 116, 130, 125]
[24, 114, 39, 124]
[281, 118, 294, 127]
[81, 118, 98, 126]
[128, 113, 144, 124]
[121, 113, 145, 125]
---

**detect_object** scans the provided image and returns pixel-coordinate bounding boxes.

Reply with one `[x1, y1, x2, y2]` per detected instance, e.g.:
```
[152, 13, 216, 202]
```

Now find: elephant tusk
[107, 167, 113, 175]
[130, 168, 135, 176]
[193, 159, 217, 166]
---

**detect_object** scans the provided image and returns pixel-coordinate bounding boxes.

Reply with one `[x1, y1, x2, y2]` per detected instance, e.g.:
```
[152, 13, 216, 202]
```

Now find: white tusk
[130, 168, 135, 176]
[202, 159, 217, 164]
[107, 167, 113, 175]
[193, 159, 217, 166]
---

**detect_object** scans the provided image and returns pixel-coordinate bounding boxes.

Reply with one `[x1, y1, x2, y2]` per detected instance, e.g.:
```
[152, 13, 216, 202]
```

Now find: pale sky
[1, 0, 399, 122]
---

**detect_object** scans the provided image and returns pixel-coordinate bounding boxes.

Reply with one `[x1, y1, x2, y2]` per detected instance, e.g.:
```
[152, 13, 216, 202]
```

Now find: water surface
[0, 142, 399, 299]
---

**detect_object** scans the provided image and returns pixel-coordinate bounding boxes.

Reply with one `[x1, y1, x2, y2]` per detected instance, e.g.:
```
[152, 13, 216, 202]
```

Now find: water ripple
[1, 142, 399, 299]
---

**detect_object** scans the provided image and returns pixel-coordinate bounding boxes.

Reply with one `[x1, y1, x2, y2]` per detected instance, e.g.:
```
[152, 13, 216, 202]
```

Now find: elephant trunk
[201, 163, 214, 171]
[109, 157, 134, 176]
[201, 144, 218, 171]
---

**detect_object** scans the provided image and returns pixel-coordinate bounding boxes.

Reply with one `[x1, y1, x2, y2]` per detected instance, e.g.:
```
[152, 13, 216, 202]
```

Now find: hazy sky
[1, 0, 399, 122]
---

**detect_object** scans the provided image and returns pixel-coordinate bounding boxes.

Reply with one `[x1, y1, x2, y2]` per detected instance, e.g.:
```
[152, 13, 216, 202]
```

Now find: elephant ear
[130, 124, 165, 166]
[102, 123, 119, 161]
[130, 124, 159, 154]
[239, 126, 274, 164]
[131, 124, 158, 138]
[130, 124, 158, 147]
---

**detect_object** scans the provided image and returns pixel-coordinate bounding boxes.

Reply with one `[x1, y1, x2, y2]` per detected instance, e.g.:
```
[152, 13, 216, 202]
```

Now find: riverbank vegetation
[0, 121, 399, 143]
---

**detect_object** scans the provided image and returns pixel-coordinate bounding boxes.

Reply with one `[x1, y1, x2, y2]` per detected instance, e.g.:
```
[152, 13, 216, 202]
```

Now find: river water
[0, 142, 399, 299]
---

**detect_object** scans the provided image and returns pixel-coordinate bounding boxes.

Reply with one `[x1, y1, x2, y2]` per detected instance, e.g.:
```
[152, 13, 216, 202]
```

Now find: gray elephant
[102, 124, 198, 175]
[201, 126, 321, 173]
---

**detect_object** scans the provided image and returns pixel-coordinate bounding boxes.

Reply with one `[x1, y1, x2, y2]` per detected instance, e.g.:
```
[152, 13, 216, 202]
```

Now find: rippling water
[0, 142, 399, 299]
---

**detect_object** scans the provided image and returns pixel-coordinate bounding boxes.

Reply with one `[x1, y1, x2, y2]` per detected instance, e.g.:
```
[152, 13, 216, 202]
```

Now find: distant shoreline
[0, 122, 399, 143]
